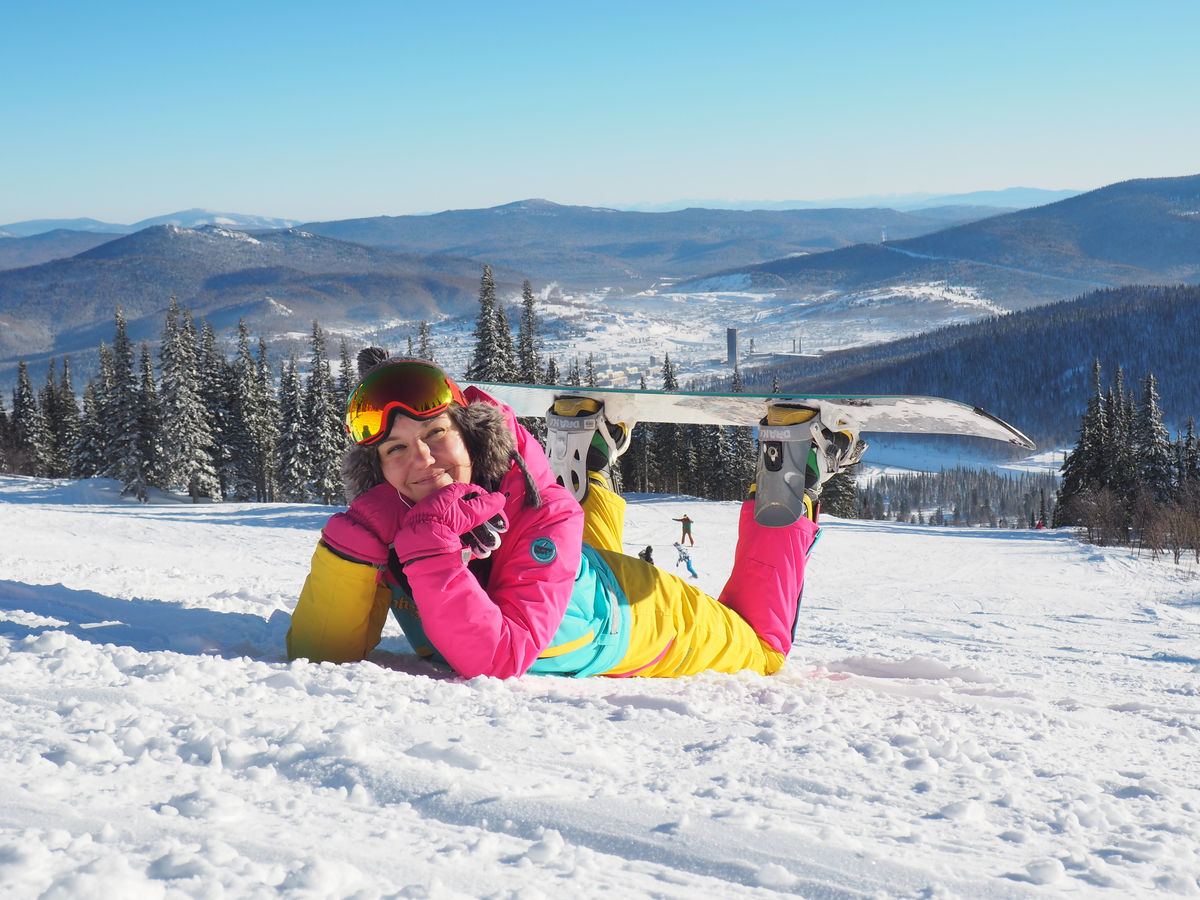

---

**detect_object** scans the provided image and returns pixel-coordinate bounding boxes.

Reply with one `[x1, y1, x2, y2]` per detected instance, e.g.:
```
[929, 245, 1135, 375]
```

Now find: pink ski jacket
[288, 387, 632, 678]
[394, 387, 594, 678]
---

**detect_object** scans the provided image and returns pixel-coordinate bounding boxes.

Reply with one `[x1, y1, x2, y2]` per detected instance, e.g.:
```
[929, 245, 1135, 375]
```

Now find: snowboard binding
[546, 397, 631, 502]
[754, 401, 867, 527]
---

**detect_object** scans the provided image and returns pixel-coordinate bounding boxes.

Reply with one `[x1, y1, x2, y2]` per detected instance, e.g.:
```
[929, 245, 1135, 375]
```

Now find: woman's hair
[340, 348, 541, 507]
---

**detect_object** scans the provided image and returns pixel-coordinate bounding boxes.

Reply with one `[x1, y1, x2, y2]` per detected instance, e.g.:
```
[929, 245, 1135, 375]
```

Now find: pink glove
[393, 482, 508, 566]
[321, 482, 411, 566]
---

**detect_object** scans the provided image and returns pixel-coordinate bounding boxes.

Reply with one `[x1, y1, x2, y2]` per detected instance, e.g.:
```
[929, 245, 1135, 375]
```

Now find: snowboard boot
[753, 401, 867, 527]
[546, 396, 631, 502]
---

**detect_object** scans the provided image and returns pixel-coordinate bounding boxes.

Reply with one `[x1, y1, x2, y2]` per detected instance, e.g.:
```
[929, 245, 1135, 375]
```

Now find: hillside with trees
[740, 283, 1200, 448]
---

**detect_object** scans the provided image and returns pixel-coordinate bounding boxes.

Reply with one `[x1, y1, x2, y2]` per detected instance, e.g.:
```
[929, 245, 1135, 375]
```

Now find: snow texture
[1, 474, 1199, 897]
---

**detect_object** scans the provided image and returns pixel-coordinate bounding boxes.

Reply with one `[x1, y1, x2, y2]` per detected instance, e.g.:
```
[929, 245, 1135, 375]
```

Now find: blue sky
[3, 0, 1198, 224]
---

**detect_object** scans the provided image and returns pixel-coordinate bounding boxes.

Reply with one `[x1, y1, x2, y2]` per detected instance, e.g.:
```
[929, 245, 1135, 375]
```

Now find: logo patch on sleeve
[530, 537, 557, 564]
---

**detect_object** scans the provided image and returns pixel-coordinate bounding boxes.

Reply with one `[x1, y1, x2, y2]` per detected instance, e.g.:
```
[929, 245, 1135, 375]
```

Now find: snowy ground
[2, 474, 1199, 898]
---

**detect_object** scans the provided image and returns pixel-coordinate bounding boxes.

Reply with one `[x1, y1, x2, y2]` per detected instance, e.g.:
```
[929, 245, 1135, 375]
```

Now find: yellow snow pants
[583, 480, 785, 677]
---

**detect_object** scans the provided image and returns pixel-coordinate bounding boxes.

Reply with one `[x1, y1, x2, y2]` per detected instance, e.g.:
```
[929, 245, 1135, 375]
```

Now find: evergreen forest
[2, 268, 1197, 558]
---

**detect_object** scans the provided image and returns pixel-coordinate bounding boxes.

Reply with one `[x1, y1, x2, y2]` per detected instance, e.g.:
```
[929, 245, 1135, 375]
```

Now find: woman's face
[377, 412, 473, 502]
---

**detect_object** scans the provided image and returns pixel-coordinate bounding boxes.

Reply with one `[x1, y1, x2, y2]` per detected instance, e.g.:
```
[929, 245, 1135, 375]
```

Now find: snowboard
[468, 382, 1036, 449]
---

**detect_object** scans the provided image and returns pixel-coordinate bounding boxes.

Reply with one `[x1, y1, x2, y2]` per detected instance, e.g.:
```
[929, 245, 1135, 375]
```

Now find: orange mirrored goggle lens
[345, 360, 466, 444]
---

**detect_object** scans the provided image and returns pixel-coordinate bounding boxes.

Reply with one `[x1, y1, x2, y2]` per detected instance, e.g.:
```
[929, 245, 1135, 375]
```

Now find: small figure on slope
[674, 542, 698, 579]
[673, 514, 694, 545]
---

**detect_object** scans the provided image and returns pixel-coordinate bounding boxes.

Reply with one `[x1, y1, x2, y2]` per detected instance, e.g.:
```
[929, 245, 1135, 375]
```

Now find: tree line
[0, 264, 759, 504]
[845, 467, 1059, 528]
[0, 298, 352, 504]
[734, 284, 1200, 450]
[1053, 360, 1200, 560]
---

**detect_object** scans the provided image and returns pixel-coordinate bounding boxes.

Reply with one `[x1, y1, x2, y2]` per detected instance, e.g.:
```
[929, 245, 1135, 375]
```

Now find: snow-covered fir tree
[303, 321, 348, 505]
[1178, 418, 1199, 487]
[275, 353, 310, 502]
[336, 338, 355, 401]
[465, 265, 508, 382]
[72, 381, 105, 479]
[415, 321, 435, 362]
[621, 375, 653, 493]
[565, 359, 581, 387]
[653, 354, 684, 494]
[516, 281, 542, 385]
[102, 308, 150, 501]
[1135, 372, 1175, 504]
[492, 304, 519, 384]
[226, 321, 273, 501]
[38, 358, 80, 478]
[82, 343, 118, 475]
[198, 321, 236, 501]
[136, 342, 163, 489]
[1056, 360, 1107, 526]
[10, 361, 48, 476]
[255, 337, 281, 502]
[728, 365, 756, 497]
[158, 299, 220, 501]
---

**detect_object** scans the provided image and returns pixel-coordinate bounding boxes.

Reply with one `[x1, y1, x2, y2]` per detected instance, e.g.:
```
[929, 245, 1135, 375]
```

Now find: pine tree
[158, 299, 220, 501]
[584, 353, 598, 388]
[39, 359, 76, 478]
[492, 303, 519, 383]
[1178, 417, 1199, 487]
[417, 321, 436, 362]
[466, 264, 507, 382]
[84, 342, 118, 474]
[653, 354, 684, 494]
[102, 307, 150, 501]
[822, 472, 859, 517]
[1103, 366, 1136, 493]
[337, 338, 355, 401]
[728, 364, 757, 498]
[56, 358, 82, 479]
[303, 320, 347, 504]
[0, 402, 11, 472]
[543, 357, 559, 386]
[1056, 359, 1108, 526]
[1135, 371, 1175, 503]
[516, 280, 543, 385]
[11, 361, 48, 476]
[275, 353, 310, 502]
[255, 337, 280, 502]
[72, 381, 105, 479]
[417, 320, 436, 362]
[136, 342, 163, 489]
[224, 320, 270, 501]
[198, 320, 236, 500]
[620, 374, 653, 493]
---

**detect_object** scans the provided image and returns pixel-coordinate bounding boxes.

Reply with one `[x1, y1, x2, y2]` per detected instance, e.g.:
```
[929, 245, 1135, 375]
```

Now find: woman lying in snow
[287, 350, 862, 678]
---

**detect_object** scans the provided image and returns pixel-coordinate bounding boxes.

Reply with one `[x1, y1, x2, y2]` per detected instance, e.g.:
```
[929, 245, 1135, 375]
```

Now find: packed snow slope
[1, 475, 1198, 898]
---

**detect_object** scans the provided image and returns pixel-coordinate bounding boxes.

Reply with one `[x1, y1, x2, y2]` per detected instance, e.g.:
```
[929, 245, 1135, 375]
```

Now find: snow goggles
[345, 359, 467, 445]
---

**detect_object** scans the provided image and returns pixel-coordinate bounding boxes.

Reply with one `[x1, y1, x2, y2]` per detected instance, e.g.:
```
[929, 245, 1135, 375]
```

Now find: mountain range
[2, 175, 1198, 428]
[676, 176, 1200, 310]
[0, 202, 1001, 371]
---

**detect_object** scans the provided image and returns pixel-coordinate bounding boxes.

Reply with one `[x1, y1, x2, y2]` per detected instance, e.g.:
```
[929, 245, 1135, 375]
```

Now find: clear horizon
[3, 0, 1198, 224]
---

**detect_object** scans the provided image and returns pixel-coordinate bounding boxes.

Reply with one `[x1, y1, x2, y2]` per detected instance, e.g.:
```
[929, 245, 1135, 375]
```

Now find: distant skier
[637, 545, 654, 564]
[674, 542, 697, 579]
[673, 514, 694, 545]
